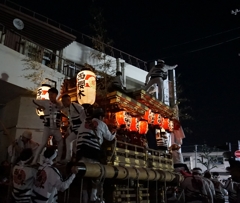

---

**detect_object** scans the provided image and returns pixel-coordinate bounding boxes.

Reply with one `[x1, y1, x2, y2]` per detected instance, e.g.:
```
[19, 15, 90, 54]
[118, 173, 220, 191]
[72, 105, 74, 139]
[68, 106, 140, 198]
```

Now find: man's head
[21, 130, 32, 144]
[43, 147, 58, 162]
[192, 167, 202, 176]
[61, 94, 71, 107]
[204, 171, 212, 179]
[155, 60, 165, 68]
[92, 108, 105, 120]
[212, 172, 220, 179]
[20, 148, 33, 162]
[48, 87, 58, 102]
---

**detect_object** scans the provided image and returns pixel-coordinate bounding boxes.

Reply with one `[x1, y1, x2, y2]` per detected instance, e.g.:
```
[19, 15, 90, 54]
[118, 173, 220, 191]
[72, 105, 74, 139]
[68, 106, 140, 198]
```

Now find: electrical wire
[162, 35, 240, 59]
[159, 26, 240, 51]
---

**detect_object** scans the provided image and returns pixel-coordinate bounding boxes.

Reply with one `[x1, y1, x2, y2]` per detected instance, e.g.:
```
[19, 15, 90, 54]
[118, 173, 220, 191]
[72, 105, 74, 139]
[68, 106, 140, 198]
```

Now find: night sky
[9, 0, 240, 150]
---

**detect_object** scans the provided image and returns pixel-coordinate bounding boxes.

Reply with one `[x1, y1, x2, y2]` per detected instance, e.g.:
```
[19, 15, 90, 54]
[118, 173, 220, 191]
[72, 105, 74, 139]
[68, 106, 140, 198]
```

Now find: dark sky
[9, 0, 240, 150]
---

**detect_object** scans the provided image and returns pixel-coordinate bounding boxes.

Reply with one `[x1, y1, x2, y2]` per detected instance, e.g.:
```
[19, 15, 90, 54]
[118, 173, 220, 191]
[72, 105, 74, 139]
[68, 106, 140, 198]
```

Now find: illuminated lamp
[148, 112, 155, 124]
[142, 109, 151, 121]
[153, 113, 163, 126]
[162, 118, 174, 132]
[138, 121, 148, 134]
[36, 84, 51, 116]
[169, 120, 174, 132]
[77, 70, 96, 105]
[130, 117, 139, 132]
[115, 111, 132, 129]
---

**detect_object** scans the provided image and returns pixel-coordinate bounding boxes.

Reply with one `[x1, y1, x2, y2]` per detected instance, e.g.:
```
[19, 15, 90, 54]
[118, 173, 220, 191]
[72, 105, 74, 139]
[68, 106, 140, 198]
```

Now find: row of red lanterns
[115, 110, 174, 134]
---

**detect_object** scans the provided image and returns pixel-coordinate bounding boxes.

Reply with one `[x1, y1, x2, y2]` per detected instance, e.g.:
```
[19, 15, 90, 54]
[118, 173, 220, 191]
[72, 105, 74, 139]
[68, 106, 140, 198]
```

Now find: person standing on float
[144, 60, 177, 101]
[61, 94, 86, 162]
[76, 108, 116, 203]
[31, 87, 63, 165]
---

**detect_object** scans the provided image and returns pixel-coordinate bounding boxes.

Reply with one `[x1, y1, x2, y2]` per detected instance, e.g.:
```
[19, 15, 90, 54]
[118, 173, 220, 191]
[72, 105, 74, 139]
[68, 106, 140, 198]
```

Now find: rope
[107, 138, 117, 163]
[132, 166, 140, 203]
[142, 167, 150, 181]
[119, 165, 130, 200]
[163, 171, 167, 203]
[132, 166, 140, 180]
[79, 178, 83, 203]
[150, 168, 158, 181]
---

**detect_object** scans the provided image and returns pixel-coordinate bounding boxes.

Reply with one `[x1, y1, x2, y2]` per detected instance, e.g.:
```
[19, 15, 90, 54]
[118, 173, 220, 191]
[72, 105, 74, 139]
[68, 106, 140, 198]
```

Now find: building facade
[0, 1, 177, 162]
[182, 151, 230, 180]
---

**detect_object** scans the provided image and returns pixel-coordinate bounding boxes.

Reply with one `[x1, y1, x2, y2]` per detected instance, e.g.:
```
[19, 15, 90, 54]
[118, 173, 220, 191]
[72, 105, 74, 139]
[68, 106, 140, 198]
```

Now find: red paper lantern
[138, 121, 148, 134]
[148, 112, 155, 124]
[130, 117, 139, 132]
[143, 109, 151, 121]
[162, 118, 174, 132]
[115, 111, 132, 129]
[153, 114, 163, 126]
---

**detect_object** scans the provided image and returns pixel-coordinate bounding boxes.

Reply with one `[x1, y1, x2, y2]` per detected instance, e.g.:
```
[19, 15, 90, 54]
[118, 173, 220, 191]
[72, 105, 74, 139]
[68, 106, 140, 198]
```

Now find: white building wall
[163, 78, 170, 105]
[63, 41, 149, 89]
[182, 151, 230, 179]
[124, 63, 147, 87]
[0, 44, 66, 92]
[63, 41, 117, 76]
[0, 96, 44, 162]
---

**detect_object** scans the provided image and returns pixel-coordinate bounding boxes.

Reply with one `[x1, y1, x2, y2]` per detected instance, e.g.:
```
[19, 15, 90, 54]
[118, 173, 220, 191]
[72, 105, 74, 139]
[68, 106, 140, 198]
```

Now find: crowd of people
[1, 84, 239, 203]
[3, 87, 116, 203]
[177, 167, 240, 203]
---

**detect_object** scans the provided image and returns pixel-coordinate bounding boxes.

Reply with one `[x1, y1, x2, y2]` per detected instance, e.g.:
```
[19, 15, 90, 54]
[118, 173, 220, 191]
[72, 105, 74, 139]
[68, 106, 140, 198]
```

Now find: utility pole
[228, 142, 232, 151]
[195, 145, 198, 168]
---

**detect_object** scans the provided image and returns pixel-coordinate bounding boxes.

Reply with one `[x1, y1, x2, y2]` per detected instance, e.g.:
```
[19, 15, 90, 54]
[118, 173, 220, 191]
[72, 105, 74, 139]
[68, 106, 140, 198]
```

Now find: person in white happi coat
[202, 171, 215, 203]
[144, 60, 177, 101]
[31, 147, 78, 203]
[181, 168, 213, 203]
[8, 130, 39, 164]
[31, 87, 63, 165]
[61, 94, 86, 162]
[12, 148, 37, 203]
[76, 108, 116, 203]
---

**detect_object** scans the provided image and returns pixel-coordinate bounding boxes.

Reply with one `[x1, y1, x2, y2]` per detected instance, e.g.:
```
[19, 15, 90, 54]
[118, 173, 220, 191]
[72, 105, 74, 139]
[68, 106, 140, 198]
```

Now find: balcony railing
[0, 26, 83, 78]
[0, 0, 148, 71]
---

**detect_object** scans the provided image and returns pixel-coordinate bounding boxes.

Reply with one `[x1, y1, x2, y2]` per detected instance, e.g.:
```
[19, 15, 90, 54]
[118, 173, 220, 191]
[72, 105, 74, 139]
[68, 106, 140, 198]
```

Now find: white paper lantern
[77, 70, 96, 105]
[36, 84, 51, 116]
[36, 84, 51, 100]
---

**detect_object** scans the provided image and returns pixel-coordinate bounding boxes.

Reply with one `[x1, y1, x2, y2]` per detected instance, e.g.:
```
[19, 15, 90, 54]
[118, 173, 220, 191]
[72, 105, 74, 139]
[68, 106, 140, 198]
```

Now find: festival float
[59, 68, 184, 203]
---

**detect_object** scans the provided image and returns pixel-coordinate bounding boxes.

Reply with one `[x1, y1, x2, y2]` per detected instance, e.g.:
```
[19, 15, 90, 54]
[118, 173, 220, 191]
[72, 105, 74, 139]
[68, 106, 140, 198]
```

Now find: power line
[162, 35, 240, 59]
[159, 26, 240, 51]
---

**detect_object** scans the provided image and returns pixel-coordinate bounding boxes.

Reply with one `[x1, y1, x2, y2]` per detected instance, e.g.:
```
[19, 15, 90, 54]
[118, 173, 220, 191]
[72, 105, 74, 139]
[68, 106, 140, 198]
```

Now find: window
[63, 62, 83, 77]
[216, 157, 224, 165]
